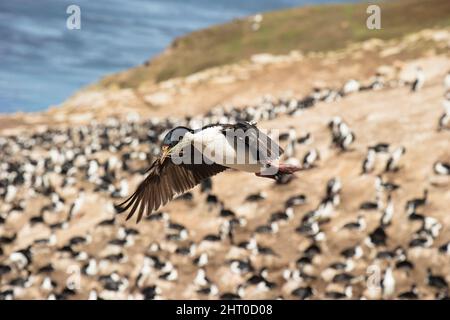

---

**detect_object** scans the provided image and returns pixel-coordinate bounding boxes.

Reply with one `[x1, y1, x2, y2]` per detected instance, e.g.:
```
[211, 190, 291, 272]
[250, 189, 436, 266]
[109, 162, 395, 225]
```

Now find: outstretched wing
[223, 121, 284, 162]
[117, 157, 227, 223]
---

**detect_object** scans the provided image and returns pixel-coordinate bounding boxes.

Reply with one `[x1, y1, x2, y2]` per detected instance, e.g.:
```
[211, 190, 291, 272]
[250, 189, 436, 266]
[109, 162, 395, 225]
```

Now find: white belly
[192, 127, 264, 173]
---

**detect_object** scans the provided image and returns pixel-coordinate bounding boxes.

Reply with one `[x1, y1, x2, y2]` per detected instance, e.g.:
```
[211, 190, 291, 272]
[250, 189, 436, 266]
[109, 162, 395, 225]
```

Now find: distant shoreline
[1, 0, 334, 114]
[1, 0, 449, 124]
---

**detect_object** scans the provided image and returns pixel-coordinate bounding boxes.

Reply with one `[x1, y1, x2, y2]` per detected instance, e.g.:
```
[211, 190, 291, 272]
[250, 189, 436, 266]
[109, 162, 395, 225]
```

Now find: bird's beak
[160, 145, 171, 162]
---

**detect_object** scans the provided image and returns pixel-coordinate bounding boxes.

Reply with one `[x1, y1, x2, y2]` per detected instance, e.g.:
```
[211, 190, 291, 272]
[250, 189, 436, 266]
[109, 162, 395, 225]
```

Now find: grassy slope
[98, 0, 450, 89]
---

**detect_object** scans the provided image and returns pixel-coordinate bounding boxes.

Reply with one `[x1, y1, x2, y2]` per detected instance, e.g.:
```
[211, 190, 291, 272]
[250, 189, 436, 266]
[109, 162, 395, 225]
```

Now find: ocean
[0, 0, 359, 113]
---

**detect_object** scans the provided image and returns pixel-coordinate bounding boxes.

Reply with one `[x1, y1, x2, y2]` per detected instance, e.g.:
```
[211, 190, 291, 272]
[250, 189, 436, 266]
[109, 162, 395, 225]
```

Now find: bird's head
[160, 126, 193, 160]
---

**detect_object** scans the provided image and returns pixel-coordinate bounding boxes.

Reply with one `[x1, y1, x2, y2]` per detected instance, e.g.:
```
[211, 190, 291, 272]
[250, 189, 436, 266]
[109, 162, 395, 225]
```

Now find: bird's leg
[276, 162, 303, 174]
[255, 161, 302, 179]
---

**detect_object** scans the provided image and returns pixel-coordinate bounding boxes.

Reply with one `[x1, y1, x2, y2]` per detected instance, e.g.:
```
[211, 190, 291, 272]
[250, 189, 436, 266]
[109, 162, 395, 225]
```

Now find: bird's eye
[169, 140, 178, 147]
[160, 127, 192, 151]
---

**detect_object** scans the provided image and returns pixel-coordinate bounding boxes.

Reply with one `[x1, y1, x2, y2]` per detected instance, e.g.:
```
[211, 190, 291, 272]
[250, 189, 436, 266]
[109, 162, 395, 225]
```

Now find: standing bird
[284, 127, 297, 158]
[342, 79, 360, 95]
[117, 122, 299, 222]
[297, 132, 312, 145]
[385, 146, 406, 172]
[438, 96, 450, 131]
[444, 70, 450, 92]
[362, 147, 376, 174]
[380, 195, 394, 226]
[427, 269, 448, 291]
[411, 67, 425, 92]
[382, 267, 396, 299]
[341, 215, 366, 231]
[371, 142, 390, 153]
[328, 117, 342, 139]
[438, 113, 450, 132]
[326, 177, 342, 197]
[434, 161, 450, 175]
[328, 118, 355, 151]
[302, 149, 320, 169]
[375, 175, 400, 194]
[68, 189, 85, 221]
[339, 132, 356, 151]
[405, 189, 428, 211]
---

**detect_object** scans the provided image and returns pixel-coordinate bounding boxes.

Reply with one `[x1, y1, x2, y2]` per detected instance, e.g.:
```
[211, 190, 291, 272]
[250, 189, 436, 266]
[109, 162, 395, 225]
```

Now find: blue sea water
[0, 0, 360, 113]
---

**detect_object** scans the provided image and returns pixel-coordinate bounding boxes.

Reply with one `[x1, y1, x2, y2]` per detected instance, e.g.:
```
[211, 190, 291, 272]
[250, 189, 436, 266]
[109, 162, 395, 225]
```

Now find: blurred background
[0, 0, 360, 113]
[1, 0, 450, 300]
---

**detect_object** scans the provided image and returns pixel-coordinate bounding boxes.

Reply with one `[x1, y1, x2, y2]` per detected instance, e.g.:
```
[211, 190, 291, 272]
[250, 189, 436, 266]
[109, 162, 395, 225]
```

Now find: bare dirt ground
[1, 29, 450, 300]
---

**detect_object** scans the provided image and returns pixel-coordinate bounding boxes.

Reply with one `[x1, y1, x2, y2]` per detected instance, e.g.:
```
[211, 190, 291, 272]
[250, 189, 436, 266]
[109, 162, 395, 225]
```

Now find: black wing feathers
[117, 158, 226, 223]
[222, 121, 284, 161]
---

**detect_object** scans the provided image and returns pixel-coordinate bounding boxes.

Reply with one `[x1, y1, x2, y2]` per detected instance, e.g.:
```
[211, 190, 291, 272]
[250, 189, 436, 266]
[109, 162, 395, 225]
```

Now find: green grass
[98, 0, 450, 89]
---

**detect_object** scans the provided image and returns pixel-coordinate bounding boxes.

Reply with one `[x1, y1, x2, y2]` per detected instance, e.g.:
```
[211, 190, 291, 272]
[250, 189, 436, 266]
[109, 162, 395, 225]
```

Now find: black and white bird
[362, 147, 376, 174]
[380, 195, 394, 226]
[433, 161, 450, 175]
[68, 190, 85, 221]
[438, 96, 450, 131]
[291, 286, 314, 300]
[427, 269, 448, 291]
[117, 122, 300, 222]
[302, 149, 320, 169]
[411, 67, 425, 92]
[365, 226, 387, 247]
[398, 285, 419, 299]
[438, 110, 450, 131]
[297, 132, 312, 145]
[406, 204, 425, 222]
[360, 194, 382, 211]
[285, 194, 306, 207]
[444, 70, 450, 92]
[269, 207, 294, 222]
[382, 266, 395, 298]
[245, 191, 266, 202]
[326, 177, 342, 197]
[385, 146, 406, 172]
[341, 215, 366, 231]
[328, 117, 343, 139]
[405, 189, 428, 211]
[375, 175, 400, 194]
[339, 131, 356, 151]
[439, 242, 450, 255]
[255, 222, 279, 234]
[342, 79, 360, 95]
[371, 142, 390, 153]
[368, 73, 384, 90]
[284, 126, 297, 158]
[328, 117, 355, 151]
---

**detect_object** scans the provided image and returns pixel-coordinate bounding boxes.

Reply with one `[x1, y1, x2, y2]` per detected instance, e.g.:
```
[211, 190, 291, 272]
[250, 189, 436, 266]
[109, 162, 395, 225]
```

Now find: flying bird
[117, 122, 299, 222]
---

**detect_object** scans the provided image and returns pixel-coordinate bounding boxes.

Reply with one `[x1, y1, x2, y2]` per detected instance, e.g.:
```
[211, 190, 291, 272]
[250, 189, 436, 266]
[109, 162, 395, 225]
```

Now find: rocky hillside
[97, 0, 450, 88]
